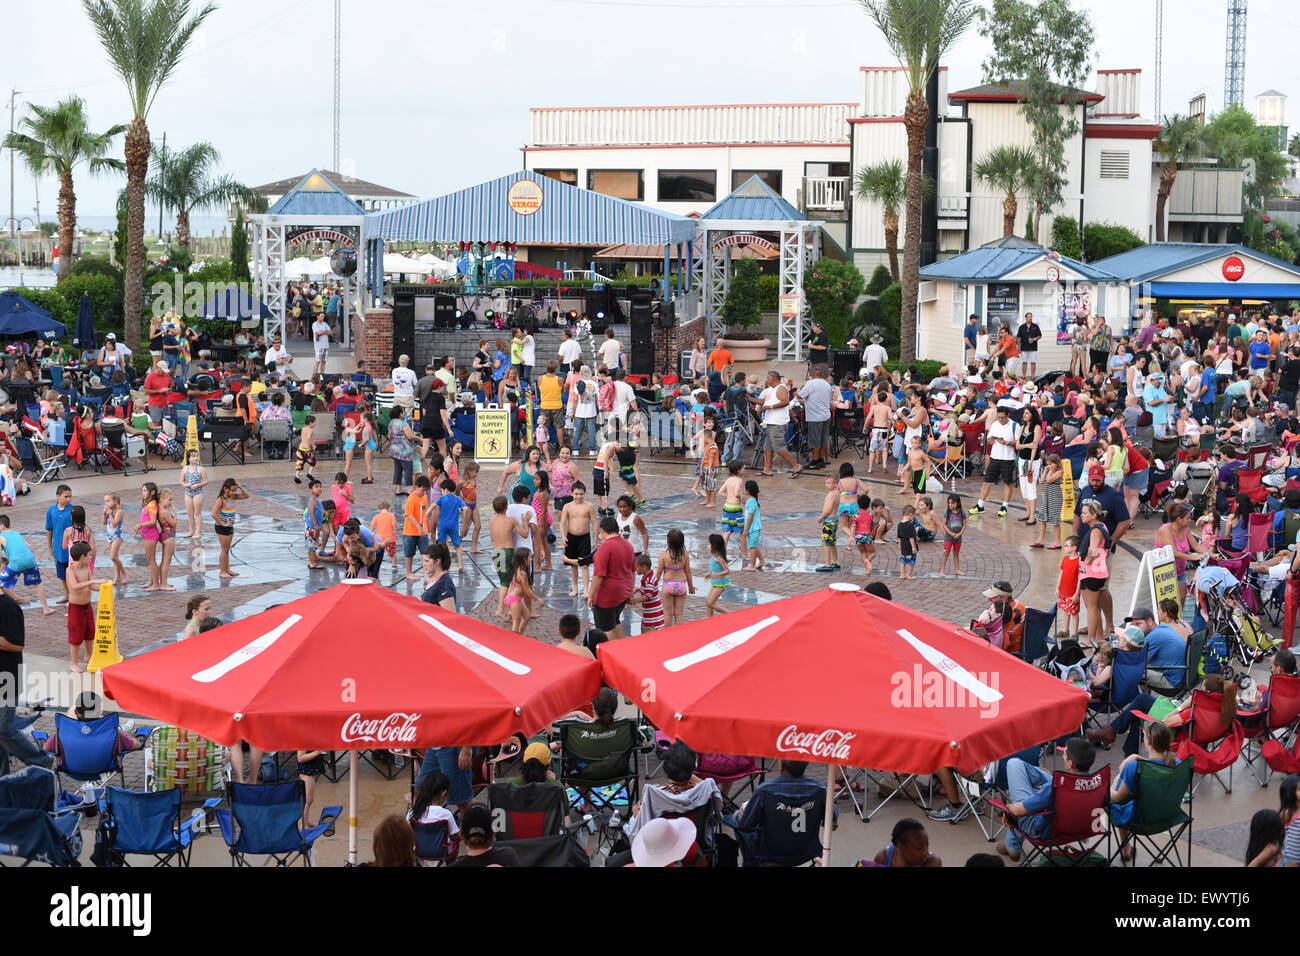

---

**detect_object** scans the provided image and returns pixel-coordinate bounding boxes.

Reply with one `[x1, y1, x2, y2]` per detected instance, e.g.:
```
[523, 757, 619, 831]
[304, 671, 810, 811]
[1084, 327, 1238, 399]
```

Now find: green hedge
[1050, 216, 1082, 261]
[758, 273, 780, 312]
[1082, 222, 1144, 262]
[884, 359, 945, 381]
[54, 274, 122, 334]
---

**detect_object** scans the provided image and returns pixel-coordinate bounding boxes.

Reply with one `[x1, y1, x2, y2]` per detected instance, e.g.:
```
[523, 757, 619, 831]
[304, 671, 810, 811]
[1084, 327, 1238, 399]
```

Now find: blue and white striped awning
[364, 171, 697, 246]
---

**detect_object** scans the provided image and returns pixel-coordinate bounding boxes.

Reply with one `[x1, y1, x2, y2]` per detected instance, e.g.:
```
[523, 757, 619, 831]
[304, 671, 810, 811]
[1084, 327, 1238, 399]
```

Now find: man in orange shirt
[402, 475, 431, 580]
[708, 345, 734, 375]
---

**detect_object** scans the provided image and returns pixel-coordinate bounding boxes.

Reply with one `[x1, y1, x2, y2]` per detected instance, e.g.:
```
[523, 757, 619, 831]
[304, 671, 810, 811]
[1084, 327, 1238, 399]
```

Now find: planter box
[718, 337, 772, 362]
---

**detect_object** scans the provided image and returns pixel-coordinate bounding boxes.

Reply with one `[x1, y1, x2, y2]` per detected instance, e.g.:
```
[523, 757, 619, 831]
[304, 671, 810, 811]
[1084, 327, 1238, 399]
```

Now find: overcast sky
[5, 0, 1299, 222]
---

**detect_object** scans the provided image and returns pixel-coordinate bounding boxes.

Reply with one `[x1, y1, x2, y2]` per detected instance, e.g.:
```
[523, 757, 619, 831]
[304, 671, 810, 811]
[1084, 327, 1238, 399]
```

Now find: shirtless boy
[559, 481, 598, 599]
[816, 473, 841, 572]
[901, 436, 929, 500]
[66, 542, 110, 673]
[718, 461, 746, 547]
[867, 390, 892, 473]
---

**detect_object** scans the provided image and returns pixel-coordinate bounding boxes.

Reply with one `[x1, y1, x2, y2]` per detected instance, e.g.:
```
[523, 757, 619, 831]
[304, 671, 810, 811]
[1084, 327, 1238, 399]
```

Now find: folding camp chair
[1240, 443, 1271, 471]
[658, 793, 723, 866]
[15, 436, 65, 485]
[214, 781, 341, 867]
[1173, 690, 1245, 795]
[991, 764, 1111, 867]
[1087, 648, 1146, 729]
[961, 422, 986, 470]
[201, 418, 246, 466]
[1235, 468, 1268, 505]
[1241, 673, 1300, 785]
[496, 831, 591, 866]
[310, 411, 337, 461]
[36, 712, 151, 804]
[1018, 605, 1056, 664]
[0, 767, 82, 867]
[486, 781, 569, 839]
[412, 819, 458, 865]
[929, 442, 966, 486]
[729, 779, 828, 867]
[831, 406, 867, 460]
[96, 786, 221, 867]
[696, 756, 767, 816]
[259, 416, 293, 462]
[1109, 758, 1194, 867]
[557, 718, 642, 814]
[1148, 630, 1206, 699]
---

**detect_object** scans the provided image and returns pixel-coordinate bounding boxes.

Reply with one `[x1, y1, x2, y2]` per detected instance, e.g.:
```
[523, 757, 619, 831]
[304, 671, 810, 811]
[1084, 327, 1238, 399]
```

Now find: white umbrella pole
[822, 763, 835, 867]
[348, 750, 360, 866]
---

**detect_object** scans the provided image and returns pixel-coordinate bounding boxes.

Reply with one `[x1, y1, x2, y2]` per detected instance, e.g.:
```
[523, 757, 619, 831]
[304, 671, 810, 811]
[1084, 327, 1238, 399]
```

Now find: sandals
[760, 472, 775, 477]
[1029, 542, 1044, 549]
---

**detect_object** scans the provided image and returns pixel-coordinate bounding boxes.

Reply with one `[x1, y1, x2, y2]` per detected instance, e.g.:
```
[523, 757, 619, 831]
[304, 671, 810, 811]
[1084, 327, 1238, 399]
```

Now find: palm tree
[146, 142, 257, 249]
[82, 0, 216, 350]
[853, 160, 935, 283]
[3, 96, 125, 284]
[974, 146, 1036, 238]
[860, 0, 978, 362]
[1153, 114, 1206, 242]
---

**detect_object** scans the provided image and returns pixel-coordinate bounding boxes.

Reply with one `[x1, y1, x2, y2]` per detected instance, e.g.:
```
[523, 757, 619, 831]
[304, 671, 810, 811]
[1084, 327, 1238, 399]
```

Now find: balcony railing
[802, 176, 849, 212]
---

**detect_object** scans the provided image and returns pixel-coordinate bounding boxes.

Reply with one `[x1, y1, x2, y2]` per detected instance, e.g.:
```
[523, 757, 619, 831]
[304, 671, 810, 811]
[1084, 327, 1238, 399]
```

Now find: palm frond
[859, 0, 979, 90]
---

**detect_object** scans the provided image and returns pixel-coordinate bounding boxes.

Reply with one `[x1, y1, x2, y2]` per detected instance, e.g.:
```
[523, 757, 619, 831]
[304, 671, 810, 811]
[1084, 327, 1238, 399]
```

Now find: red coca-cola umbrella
[103, 579, 601, 862]
[598, 583, 1088, 865]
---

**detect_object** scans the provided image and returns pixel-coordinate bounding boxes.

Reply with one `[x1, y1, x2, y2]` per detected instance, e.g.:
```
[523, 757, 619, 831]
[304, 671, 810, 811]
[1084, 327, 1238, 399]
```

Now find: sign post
[474, 406, 512, 465]
[1129, 544, 1180, 616]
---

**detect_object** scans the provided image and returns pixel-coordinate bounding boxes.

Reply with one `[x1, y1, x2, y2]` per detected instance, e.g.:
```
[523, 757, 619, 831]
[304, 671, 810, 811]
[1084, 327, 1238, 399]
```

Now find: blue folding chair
[1086, 647, 1146, 729]
[97, 786, 221, 867]
[0, 767, 83, 866]
[170, 402, 196, 432]
[727, 779, 830, 867]
[215, 781, 341, 867]
[1019, 604, 1057, 664]
[35, 713, 151, 805]
[412, 819, 457, 866]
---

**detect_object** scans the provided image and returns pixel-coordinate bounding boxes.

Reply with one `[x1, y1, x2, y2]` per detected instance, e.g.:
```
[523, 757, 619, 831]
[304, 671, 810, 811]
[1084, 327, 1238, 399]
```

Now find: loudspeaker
[392, 289, 416, 367]
[629, 291, 653, 347]
[585, 289, 612, 333]
[629, 343, 655, 377]
[830, 347, 859, 383]
[433, 294, 456, 330]
[656, 299, 676, 328]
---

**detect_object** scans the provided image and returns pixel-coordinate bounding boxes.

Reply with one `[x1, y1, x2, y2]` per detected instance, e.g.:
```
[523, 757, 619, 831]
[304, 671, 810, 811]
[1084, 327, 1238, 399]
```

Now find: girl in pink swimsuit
[657, 528, 694, 627]
[139, 482, 163, 591]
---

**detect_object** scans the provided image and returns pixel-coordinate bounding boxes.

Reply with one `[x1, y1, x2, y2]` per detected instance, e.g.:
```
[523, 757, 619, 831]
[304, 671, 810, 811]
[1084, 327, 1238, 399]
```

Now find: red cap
[1088, 463, 1105, 482]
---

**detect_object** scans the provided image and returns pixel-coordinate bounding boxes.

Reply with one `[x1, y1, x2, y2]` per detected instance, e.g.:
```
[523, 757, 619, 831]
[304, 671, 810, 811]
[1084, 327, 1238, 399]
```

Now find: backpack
[1200, 631, 1231, 679]
[597, 380, 615, 413]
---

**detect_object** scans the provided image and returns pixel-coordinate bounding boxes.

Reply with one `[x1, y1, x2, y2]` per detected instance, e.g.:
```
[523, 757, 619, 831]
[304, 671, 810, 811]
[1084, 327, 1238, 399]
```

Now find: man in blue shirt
[0, 515, 51, 614]
[1128, 605, 1187, 689]
[1195, 361, 1216, 423]
[335, 518, 383, 577]
[1249, 328, 1273, 372]
[721, 373, 750, 466]
[998, 738, 1097, 861]
[727, 760, 834, 866]
[964, 314, 980, 366]
[44, 484, 74, 604]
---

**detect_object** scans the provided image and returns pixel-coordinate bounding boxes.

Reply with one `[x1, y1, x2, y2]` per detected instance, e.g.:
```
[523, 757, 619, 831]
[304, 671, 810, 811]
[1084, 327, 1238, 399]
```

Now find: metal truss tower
[1154, 0, 1163, 122]
[1224, 0, 1247, 108]
[333, 0, 341, 173]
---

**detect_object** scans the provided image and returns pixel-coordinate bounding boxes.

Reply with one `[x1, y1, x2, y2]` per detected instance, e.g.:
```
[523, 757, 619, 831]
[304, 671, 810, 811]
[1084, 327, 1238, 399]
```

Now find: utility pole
[8, 89, 18, 250]
[1154, 0, 1163, 123]
[333, 0, 341, 174]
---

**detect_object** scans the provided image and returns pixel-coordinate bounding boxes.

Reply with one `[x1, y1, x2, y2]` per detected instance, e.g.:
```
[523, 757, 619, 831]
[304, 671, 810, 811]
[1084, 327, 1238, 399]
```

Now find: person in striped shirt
[631, 552, 664, 631]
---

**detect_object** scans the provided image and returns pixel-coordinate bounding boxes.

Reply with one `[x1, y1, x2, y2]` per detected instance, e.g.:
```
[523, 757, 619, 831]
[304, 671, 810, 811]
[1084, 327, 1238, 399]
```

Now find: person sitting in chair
[726, 759, 833, 864]
[996, 737, 1096, 861]
[41, 691, 146, 756]
[606, 741, 722, 867]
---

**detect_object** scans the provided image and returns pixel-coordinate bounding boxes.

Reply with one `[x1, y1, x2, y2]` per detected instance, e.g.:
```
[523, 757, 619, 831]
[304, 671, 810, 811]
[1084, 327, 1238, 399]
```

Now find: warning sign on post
[475, 407, 511, 464]
[1149, 545, 1180, 608]
[779, 294, 801, 319]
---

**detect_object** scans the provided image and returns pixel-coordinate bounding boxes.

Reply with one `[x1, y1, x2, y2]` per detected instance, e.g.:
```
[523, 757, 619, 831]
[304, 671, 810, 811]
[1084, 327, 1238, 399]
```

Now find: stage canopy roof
[266, 169, 365, 217]
[363, 171, 697, 247]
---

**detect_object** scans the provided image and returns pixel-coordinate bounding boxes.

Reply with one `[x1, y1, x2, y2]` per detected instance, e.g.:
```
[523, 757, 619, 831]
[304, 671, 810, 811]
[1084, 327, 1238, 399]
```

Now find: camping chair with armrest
[15, 435, 65, 485]
[1215, 511, 1275, 561]
[960, 422, 986, 470]
[36, 712, 153, 807]
[1148, 630, 1206, 699]
[990, 764, 1111, 867]
[71, 417, 107, 472]
[1109, 758, 1194, 867]
[214, 781, 341, 867]
[486, 781, 569, 840]
[732, 778, 829, 867]
[201, 417, 247, 467]
[310, 411, 337, 460]
[929, 442, 966, 486]
[1018, 605, 1057, 665]
[695, 756, 767, 816]
[96, 785, 222, 867]
[557, 718, 642, 815]
[831, 406, 867, 460]
[1234, 468, 1268, 506]
[0, 766, 82, 867]
[1241, 443, 1271, 471]
[1173, 690, 1245, 795]
[658, 796, 722, 867]
[1087, 648, 1147, 729]
[1243, 673, 1300, 785]
[259, 416, 293, 462]
[1061, 443, 1087, 483]
[1151, 435, 1180, 467]
[412, 818, 458, 866]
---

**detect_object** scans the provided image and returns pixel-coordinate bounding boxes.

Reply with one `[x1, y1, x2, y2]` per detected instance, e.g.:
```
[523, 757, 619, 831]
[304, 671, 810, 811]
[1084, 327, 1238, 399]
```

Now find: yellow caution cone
[87, 582, 123, 672]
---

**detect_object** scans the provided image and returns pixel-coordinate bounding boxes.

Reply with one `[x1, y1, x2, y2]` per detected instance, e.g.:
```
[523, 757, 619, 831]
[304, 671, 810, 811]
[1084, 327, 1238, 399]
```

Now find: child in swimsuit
[506, 546, 542, 634]
[705, 533, 729, 618]
[102, 493, 126, 584]
[294, 415, 317, 484]
[853, 493, 875, 574]
[458, 461, 481, 553]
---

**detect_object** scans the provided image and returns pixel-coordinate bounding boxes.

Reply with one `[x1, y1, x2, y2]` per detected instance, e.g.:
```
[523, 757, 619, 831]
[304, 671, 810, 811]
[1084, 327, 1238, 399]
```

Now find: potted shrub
[717, 259, 770, 361]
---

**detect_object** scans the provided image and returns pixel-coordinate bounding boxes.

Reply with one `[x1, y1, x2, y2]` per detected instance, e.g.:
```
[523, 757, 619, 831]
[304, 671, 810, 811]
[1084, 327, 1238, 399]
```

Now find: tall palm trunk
[176, 210, 191, 249]
[883, 207, 900, 282]
[900, 88, 927, 363]
[1155, 161, 1177, 242]
[123, 117, 150, 351]
[1002, 193, 1017, 238]
[57, 171, 76, 285]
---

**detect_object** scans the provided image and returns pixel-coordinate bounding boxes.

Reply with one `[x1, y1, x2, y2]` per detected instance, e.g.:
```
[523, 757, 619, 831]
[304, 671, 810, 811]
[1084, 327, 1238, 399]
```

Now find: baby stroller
[1139, 452, 1177, 518]
[1196, 563, 1279, 668]
[1182, 460, 1218, 520]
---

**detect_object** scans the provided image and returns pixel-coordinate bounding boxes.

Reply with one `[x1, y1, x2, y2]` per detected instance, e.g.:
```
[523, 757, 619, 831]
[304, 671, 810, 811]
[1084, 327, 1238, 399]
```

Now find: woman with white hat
[627, 816, 703, 868]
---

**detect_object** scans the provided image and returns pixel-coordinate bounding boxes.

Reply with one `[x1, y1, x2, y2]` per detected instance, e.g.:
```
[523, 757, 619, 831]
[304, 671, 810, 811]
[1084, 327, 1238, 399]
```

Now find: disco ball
[329, 247, 358, 278]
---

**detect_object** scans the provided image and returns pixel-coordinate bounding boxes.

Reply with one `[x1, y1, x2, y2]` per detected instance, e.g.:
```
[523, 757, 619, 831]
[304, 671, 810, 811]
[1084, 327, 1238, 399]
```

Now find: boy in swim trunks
[871, 499, 893, 543]
[718, 461, 746, 547]
[293, 415, 318, 485]
[66, 542, 109, 673]
[816, 473, 841, 572]
[868, 390, 892, 474]
[490, 495, 530, 620]
[914, 496, 942, 543]
[560, 481, 598, 599]
[902, 436, 929, 500]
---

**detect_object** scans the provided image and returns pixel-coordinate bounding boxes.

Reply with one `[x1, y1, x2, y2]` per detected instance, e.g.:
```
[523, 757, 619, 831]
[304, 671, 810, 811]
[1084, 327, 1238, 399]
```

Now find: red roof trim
[859, 66, 948, 71]
[848, 117, 905, 124]
[949, 91, 1104, 103]
[1085, 123, 1161, 140]
[530, 102, 856, 112]
[521, 142, 849, 151]
[1095, 113, 1141, 119]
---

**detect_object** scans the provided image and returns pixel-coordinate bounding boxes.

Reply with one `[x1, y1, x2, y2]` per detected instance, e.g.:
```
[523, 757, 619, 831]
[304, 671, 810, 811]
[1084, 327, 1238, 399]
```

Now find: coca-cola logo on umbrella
[1222, 256, 1245, 281]
[340, 712, 421, 745]
[776, 725, 857, 761]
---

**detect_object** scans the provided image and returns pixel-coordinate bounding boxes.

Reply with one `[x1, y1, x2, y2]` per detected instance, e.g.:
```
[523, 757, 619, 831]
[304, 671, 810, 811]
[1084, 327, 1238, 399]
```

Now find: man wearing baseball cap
[142, 360, 174, 427]
[1071, 462, 1131, 635]
[451, 804, 520, 867]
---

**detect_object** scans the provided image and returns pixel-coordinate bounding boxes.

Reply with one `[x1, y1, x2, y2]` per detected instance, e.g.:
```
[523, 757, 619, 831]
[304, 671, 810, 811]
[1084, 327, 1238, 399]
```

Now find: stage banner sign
[475, 407, 511, 464]
[779, 294, 801, 319]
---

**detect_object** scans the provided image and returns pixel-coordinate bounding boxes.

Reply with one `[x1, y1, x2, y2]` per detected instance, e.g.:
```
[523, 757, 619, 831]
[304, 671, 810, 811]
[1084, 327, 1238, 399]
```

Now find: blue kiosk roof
[364, 171, 697, 246]
[266, 169, 365, 217]
[1092, 243, 1300, 298]
[919, 238, 1117, 282]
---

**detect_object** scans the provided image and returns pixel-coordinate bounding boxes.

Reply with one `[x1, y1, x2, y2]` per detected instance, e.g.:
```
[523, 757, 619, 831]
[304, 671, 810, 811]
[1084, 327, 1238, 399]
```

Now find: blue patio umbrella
[197, 288, 272, 322]
[72, 293, 96, 350]
[0, 291, 68, 341]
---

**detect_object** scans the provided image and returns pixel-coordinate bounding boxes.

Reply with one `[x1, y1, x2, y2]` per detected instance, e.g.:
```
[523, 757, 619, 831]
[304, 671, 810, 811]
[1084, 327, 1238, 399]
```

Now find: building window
[588, 169, 643, 200]
[1099, 150, 1130, 180]
[805, 162, 850, 178]
[537, 169, 577, 186]
[658, 170, 717, 202]
[732, 169, 783, 193]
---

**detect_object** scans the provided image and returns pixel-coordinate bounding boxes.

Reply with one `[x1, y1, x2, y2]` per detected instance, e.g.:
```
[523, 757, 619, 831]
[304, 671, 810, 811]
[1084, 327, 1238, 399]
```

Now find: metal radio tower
[333, 0, 341, 173]
[1224, 0, 1247, 108]
[1154, 0, 1164, 122]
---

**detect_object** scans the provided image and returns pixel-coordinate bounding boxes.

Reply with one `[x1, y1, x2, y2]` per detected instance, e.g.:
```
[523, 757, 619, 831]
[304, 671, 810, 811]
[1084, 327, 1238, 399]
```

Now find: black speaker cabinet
[629, 343, 655, 377]
[433, 294, 457, 330]
[392, 289, 416, 367]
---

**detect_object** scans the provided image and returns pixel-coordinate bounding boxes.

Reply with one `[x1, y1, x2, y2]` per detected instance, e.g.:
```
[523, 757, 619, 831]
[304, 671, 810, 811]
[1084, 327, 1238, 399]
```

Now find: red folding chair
[1243, 673, 1300, 785]
[990, 765, 1111, 867]
[1174, 690, 1245, 795]
[1235, 468, 1268, 505]
[961, 422, 986, 469]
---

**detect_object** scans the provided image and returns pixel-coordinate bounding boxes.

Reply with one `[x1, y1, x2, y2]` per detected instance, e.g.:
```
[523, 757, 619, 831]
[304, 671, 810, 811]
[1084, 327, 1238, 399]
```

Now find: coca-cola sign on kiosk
[776, 724, 857, 761]
[1222, 256, 1245, 281]
[340, 712, 421, 745]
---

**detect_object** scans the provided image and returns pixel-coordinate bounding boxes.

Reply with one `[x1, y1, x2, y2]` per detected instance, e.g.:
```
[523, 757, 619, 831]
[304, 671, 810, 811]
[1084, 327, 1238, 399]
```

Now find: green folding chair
[1110, 758, 1194, 867]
